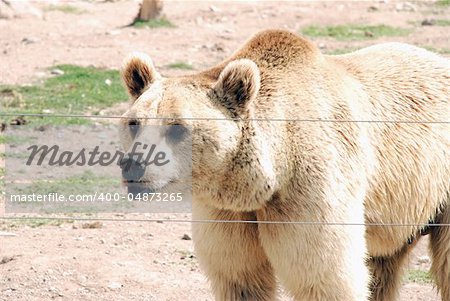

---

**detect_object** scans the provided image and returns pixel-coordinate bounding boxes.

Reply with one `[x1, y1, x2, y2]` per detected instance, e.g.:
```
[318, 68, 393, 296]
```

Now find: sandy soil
[0, 216, 440, 301]
[1, 0, 448, 300]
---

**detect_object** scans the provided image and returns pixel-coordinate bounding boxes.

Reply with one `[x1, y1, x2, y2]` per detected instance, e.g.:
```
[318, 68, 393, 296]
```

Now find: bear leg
[368, 238, 418, 301]
[258, 222, 370, 301]
[429, 202, 450, 301]
[192, 202, 277, 301]
[257, 194, 370, 301]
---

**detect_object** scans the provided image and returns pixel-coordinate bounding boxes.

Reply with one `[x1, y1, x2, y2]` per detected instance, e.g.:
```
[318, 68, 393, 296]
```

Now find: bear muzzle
[120, 155, 155, 196]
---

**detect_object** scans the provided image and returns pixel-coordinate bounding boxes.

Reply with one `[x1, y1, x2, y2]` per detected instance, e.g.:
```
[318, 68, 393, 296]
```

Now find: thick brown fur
[430, 201, 450, 301]
[368, 235, 420, 301]
[119, 30, 450, 300]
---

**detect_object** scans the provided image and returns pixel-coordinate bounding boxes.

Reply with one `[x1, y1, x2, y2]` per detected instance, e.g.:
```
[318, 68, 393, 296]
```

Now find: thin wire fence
[0, 216, 449, 227]
[0, 113, 448, 227]
[0, 113, 449, 124]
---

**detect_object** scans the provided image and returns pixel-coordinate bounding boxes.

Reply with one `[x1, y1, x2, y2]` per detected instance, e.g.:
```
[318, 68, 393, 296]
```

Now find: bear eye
[166, 124, 188, 143]
[128, 119, 140, 138]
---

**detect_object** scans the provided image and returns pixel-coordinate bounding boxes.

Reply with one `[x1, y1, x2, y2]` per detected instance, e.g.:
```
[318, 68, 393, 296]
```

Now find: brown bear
[119, 30, 450, 301]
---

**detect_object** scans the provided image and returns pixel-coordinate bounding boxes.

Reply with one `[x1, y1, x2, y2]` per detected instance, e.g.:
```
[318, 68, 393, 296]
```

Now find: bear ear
[214, 59, 260, 113]
[121, 52, 160, 100]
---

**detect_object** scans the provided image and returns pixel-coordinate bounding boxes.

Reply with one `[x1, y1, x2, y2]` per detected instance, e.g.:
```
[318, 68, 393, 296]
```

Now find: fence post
[137, 0, 163, 21]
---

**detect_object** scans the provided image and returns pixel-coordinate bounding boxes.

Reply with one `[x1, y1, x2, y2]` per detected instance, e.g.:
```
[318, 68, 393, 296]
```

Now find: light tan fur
[119, 30, 450, 301]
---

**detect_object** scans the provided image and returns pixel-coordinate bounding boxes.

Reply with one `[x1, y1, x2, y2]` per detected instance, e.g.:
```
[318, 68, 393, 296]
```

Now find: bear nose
[120, 155, 145, 182]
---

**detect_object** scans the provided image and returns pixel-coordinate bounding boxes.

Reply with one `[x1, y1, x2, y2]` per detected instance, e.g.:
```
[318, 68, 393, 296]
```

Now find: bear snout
[120, 154, 145, 182]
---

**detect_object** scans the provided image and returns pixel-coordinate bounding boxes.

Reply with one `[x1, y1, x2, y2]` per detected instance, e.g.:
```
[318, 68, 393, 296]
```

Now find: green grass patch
[405, 269, 434, 284]
[302, 24, 411, 41]
[0, 65, 128, 125]
[422, 46, 450, 54]
[325, 48, 359, 55]
[44, 4, 85, 14]
[0, 218, 69, 229]
[326, 45, 450, 55]
[167, 61, 194, 70]
[436, 19, 450, 26]
[0, 135, 35, 146]
[13, 171, 120, 196]
[132, 17, 176, 29]
[437, 0, 450, 6]
[0, 167, 5, 197]
[410, 19, 450, 26]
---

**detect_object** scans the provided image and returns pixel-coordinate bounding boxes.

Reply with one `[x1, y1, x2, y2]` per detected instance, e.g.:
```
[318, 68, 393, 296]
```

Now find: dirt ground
[1, 0, 449, 300]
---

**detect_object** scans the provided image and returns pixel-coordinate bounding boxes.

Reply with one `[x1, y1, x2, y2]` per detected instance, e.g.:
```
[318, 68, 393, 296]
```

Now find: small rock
[106, 30, 121, 36]
[76, 274, 86, 283]
[395, 2, 416, 12]
[218, 34, 232, 40]
[209, 5, 220, 12]
[3, 0, 43, 19]
[81, 221, 102, 229]
[0, 0, 14, 19]
[51, 68, 64, 75]
[10, 116, 27, 125]
[364, 31, 374, 37]
[181, 234, 191, 240]
[42, 109, 53, 114]
[211, 42, 225, 52]
[0, 256, 16, 265]
[107, 281, 122, 289]
[195, 16, 203, 25]
[421, 19, 436, 26]
[367, 5, 379, 12]
[35, 71, 47, 78]
[105, 79, 112, 86]
[21, 37, 39, 45]
[35, 124, 49, 132]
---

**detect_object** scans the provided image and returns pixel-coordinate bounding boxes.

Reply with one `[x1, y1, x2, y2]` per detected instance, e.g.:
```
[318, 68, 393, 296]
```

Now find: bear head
[118, 52, 278, 211]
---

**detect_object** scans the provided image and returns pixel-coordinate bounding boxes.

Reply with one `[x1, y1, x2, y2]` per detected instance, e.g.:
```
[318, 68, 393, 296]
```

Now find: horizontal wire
[0, 216, 449, 227]
[0, 113, 449, 124]
[1, 113, 447, 227]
